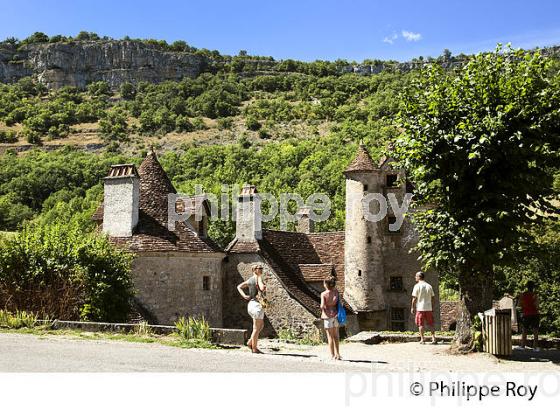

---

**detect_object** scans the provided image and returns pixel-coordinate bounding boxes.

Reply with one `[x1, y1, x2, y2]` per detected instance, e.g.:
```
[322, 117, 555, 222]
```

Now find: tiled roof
[92, 151, 222, 254]
[303, 231, 346, 294]
[258, 233, 322, 317]
[225, 238, 261, 253]
[91, 203, 103, 221]
[298, 264, 334, 282]
[251, 229, 352, 316]
[344, 144, 376, 173]
[111, 220, 222, 253]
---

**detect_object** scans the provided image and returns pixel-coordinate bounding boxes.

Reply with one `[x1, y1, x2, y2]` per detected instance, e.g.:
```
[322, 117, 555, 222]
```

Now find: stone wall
[132, 252, 224, 327]
[440, 301, 460, 330]
[224, 253, 321, 339]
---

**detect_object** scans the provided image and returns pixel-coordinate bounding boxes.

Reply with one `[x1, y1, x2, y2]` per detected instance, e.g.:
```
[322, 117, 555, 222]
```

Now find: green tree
[0, 222, 133, 321]
[119, 82, 136, 100]
[22, 32, 49, 45]
[395, 46, 560, 325]
[99, 108, 129, 141]
[87, 81, 111, 97]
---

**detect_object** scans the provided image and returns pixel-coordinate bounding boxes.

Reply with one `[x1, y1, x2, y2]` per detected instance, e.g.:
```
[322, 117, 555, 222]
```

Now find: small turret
[343, 145, 386, 312]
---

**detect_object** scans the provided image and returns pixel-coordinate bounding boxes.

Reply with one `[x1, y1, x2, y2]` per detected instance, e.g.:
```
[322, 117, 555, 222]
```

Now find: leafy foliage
[395, 46, 560, 314]
[0, 149, 126, 229]
[0, 222, 133, 322]
[495, 220, 560, 336]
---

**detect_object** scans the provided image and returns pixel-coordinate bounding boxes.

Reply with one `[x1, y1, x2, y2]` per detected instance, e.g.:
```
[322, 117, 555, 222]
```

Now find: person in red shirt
[518, 281, 540, 351]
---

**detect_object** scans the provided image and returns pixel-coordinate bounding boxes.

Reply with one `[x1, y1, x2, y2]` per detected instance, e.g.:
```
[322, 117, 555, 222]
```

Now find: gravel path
[0, 332, 558, 372]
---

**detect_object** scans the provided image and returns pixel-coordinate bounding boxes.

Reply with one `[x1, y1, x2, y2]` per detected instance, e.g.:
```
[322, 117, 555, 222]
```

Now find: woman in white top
[237, 264, 266, 353]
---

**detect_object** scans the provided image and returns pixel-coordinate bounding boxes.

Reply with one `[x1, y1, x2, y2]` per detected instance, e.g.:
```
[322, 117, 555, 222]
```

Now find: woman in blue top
[321, 275, 341, 360]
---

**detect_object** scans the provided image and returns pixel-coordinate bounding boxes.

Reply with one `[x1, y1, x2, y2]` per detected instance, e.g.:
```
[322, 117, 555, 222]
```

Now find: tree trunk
[453, 270, 495, 352]
[459, 271, 495, 316]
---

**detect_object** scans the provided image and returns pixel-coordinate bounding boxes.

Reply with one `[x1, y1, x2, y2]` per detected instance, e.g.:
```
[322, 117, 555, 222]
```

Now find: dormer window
[386, 174, 398, 188]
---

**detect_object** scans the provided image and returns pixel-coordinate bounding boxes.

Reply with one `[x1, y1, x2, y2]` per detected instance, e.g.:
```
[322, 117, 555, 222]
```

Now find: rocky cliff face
[0, 40, 206, 89]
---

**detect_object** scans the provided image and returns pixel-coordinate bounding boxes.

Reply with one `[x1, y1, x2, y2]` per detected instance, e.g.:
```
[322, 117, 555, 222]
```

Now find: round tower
[343, 144, 386, 312]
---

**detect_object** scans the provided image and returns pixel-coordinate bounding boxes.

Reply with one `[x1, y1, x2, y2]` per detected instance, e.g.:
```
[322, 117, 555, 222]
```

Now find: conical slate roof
[138, 150, 176, 225]
[344, 144, 376, 173]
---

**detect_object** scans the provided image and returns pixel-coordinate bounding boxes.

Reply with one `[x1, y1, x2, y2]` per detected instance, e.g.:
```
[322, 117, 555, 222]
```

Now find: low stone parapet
[38, 320, 247, 345]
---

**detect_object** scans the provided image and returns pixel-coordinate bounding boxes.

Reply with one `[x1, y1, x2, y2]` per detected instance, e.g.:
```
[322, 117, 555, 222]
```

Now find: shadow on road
[502, 349, 560, 365]
[268, 352, 318, 359]
[342, 359, 388, 364]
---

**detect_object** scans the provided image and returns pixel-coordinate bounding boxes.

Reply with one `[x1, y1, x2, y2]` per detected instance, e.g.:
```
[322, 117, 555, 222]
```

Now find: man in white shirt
[411, 271, 437, 344]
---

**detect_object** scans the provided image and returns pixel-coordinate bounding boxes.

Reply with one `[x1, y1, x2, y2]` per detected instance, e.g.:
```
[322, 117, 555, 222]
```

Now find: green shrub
[217, 117, 233, 130]
[134, 321, 152, 336]
[99, 108, 129, 141]
[175, 115, 194, 132]
[0, 222, 133, 322]
[0, 130, 18, 143]
[120, 82, 136, 100]
[245, 116, 261, 131]
[258, 128, 272, 139]
[22, 127, 42, 145]
[191, 116, 207, 131]
[175, 316, 211, 341]
[0, 309, 38, 329]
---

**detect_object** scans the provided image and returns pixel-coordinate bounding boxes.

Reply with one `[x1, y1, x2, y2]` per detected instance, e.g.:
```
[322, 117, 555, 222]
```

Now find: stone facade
[96, 146, 440, 335]
[132, 252, 224, 326]
[94, 151, 225, 327]
[342, 147, 440, 331]
[224, 253, 321, 338]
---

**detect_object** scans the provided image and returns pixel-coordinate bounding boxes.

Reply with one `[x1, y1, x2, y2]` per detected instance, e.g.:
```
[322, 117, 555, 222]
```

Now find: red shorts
[415, 311, 434, 327]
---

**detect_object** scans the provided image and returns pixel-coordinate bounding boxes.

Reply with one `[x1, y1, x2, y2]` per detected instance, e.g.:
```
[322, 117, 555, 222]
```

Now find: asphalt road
[0, 332, 369, 372]
[1, 332, 558, 372]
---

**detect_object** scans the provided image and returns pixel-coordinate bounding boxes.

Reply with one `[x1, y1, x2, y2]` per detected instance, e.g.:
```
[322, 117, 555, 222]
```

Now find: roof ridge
[258, 238, 321, 317]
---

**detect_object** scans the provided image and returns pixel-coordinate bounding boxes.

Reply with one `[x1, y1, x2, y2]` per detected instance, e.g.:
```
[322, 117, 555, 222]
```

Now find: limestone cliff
[0, 40, 206, 89]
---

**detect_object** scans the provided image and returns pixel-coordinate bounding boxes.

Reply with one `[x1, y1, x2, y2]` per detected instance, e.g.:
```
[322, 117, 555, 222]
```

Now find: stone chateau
[93, 146, 440, 337]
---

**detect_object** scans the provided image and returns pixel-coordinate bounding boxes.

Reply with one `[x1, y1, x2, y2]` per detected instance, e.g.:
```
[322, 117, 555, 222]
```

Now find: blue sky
[1, 0, 559, 62]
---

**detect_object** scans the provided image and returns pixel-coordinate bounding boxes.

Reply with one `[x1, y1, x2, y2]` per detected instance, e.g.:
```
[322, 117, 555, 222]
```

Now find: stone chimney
[296, 206, 314, 234]
[235, 184, 262, 242]
[102, 164, 140, 237]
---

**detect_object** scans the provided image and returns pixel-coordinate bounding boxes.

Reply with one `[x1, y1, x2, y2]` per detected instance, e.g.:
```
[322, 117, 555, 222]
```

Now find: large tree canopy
[395, 46, 560, 316]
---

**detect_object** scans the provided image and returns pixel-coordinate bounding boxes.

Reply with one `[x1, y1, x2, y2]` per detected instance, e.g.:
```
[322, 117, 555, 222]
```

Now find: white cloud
[402, 30, 422, 42]
[383, 32, 398, 45]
